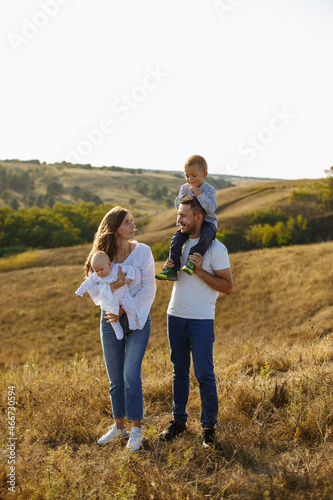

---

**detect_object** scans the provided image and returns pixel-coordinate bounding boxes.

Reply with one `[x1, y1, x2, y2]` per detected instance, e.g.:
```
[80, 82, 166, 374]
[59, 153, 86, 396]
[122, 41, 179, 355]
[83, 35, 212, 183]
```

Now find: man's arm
[195, 266, 233, 294]
[188, 253, 233, 294]
[163, 254, 233, 294]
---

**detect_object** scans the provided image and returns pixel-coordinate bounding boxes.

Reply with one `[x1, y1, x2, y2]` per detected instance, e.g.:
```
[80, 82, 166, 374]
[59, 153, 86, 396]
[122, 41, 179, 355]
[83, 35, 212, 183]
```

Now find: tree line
[0, 203, 114, 256]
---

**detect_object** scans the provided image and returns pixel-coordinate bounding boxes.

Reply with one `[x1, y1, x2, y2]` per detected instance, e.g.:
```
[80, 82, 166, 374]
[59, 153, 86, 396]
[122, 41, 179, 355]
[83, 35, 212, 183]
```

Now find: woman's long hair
[84, 206, 132, 275]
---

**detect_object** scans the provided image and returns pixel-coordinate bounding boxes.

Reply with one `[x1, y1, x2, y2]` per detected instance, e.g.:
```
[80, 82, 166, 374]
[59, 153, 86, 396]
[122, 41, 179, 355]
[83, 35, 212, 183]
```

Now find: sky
[1, 0, 332, 180]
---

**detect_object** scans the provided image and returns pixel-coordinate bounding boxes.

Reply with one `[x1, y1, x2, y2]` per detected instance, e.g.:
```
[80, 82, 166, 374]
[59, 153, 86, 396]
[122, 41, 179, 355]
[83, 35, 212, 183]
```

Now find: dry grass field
[1, 239, 333, 499]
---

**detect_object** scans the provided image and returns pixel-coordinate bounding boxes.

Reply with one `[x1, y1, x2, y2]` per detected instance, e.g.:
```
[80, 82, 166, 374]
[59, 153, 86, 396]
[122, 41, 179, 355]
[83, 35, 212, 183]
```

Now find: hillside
[0, 240, 332, 368]
[137, 178, 332, 253]
[1, 160, 332, 259]
[0, 160, 235, 213]
[136, 180, 298, 245]
[0, 242, 333, 499]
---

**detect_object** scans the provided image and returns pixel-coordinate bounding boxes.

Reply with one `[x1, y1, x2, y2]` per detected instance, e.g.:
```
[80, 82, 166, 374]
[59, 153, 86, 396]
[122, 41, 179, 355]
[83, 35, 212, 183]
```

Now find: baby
[75, 250, 136, 340]
[155, 154, 217, 281]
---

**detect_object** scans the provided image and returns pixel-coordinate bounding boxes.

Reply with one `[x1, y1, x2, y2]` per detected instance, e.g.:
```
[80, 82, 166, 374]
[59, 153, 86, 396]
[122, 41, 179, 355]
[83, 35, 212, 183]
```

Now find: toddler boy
[155, 155, 217, 281]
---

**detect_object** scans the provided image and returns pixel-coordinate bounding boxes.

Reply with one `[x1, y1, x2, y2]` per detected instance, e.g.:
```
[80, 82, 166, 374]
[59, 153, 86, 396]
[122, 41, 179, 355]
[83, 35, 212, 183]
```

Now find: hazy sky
[1, 0, 332, 179]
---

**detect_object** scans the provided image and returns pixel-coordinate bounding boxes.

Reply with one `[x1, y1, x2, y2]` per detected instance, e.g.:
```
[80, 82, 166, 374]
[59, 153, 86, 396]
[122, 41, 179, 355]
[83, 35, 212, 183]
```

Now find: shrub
[216, 229, 248, 253]
[151, 242, 169, 261]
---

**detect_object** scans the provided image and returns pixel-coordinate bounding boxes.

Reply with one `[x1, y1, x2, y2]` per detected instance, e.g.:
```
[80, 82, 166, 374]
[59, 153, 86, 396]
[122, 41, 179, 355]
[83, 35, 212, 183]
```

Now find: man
[160, 197, 233, 448]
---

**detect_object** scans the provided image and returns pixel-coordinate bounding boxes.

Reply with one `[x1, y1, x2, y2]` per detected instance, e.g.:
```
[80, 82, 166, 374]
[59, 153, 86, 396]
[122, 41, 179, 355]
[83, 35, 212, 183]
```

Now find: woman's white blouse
[88, 242, 156, 329]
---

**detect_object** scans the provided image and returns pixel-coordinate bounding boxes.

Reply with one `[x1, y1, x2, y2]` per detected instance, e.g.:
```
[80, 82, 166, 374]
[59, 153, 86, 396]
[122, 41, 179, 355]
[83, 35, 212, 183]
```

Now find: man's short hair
[180, 196, 207, 217]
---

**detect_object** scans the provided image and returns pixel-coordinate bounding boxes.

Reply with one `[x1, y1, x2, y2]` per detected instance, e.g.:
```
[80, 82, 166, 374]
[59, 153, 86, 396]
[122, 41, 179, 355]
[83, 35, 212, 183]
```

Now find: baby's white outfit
[75, 263, 136, 340]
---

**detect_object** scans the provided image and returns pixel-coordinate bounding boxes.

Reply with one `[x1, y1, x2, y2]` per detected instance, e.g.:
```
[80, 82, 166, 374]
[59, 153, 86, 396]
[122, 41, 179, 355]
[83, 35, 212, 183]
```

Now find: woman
[85, 206, 156, 451]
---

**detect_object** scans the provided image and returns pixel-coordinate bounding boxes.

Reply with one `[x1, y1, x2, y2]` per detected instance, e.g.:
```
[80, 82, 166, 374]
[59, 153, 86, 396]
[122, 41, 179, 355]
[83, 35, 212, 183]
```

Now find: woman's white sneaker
[126, 427, 143, 452]
[97, 424, 127, 445]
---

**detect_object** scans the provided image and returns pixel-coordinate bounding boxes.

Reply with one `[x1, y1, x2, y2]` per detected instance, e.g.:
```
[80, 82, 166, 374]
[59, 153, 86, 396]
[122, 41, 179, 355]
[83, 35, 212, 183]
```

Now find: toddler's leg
[188, 221, 216, 258]
[169, 228, 189, 271]
[182, 222, 216, 275]
[155, 228, 188, 281]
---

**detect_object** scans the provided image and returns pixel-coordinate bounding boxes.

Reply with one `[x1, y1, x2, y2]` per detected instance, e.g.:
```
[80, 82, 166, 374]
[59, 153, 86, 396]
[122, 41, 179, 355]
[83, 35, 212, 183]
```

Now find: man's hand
[162, 258, 174, 270]
[188, 253, 203, 273]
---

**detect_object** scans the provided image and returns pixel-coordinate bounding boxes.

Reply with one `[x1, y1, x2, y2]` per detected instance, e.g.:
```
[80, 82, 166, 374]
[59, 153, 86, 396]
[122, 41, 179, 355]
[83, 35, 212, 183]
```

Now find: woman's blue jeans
[100, 313, 150, 421]
[167, 315, 218, 429]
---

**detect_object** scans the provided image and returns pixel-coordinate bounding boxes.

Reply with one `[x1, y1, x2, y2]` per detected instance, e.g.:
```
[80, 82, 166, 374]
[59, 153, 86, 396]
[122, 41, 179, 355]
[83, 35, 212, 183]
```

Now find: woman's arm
[129, 246, 156, 329]
[110, 266, 127, 293]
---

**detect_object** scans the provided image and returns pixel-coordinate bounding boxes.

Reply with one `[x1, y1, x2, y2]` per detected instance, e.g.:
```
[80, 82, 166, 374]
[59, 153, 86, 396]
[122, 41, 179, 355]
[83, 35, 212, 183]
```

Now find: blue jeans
[167, 315, 218, 428]
[100, 313, 150, 421]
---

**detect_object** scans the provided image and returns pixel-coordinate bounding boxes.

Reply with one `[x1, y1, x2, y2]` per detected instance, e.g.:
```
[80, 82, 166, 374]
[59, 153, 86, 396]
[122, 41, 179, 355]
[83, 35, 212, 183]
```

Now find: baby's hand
[124, 278, 132, 285]
[182, 194, 194, 201]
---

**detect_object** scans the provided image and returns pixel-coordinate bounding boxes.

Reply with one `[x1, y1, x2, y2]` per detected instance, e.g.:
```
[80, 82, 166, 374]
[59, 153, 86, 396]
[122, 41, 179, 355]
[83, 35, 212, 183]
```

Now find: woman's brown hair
[84, 206, 132, 275]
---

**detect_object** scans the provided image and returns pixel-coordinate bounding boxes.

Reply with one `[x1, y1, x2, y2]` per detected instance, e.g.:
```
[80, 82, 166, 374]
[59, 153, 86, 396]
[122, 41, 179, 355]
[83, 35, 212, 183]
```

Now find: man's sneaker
[155, 269, 178, 281]
[182, 261, 195, 275]
[97, 424, 127, 445]
[202, 428, 215, 449]
[126, 426, 144, 452]
[159, 420, 186, 441]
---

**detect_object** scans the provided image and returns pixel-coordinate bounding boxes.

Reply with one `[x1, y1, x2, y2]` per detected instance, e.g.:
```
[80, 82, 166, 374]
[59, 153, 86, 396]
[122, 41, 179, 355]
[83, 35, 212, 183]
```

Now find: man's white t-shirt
[167, 238, 230, 320]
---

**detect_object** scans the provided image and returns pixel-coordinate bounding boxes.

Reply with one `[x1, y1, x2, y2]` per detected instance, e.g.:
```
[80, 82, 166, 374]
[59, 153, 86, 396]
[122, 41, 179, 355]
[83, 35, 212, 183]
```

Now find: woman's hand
[110, 265, 127, 292]
[104, 306, 125, 323]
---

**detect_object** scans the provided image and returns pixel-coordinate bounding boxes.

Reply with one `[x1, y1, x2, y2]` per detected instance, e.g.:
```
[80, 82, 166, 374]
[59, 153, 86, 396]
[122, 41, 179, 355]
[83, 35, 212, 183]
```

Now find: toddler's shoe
[155, 269, 178, 281]
[182, 261, 195, 275]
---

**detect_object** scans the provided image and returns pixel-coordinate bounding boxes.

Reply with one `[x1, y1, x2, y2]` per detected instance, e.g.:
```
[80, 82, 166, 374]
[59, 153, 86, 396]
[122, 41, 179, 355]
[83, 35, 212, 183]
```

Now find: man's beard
[181, 222, 196, 235]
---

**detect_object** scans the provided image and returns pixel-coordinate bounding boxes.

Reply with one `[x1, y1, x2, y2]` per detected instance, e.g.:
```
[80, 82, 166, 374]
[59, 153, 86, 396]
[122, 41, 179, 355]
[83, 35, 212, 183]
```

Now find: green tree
[10, 198, 19, 211]
[71, 185, 81, 201]
[321, 166, 333, 211]
[47, 181, 64, 197]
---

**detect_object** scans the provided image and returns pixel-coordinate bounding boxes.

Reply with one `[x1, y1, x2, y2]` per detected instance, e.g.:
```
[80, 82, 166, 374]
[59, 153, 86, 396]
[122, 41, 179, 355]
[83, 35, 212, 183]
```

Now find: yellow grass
[0, 241, 333, 498]
[1, 241, 332, 368]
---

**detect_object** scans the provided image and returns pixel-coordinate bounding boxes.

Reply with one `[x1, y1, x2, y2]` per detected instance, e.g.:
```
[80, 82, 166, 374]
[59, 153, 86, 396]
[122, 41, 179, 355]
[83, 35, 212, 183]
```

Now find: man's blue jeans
[100, 313, 150, 421]
[167, 315, 218, 429]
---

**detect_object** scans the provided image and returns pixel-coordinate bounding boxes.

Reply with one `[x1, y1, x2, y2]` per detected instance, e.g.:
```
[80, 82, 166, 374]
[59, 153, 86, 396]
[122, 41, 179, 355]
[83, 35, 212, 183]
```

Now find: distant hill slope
[0, 160, 332, 257]
[0, 159, 238, 213]
[0, 240, 332, 368]
[136, 179, 329, 246]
